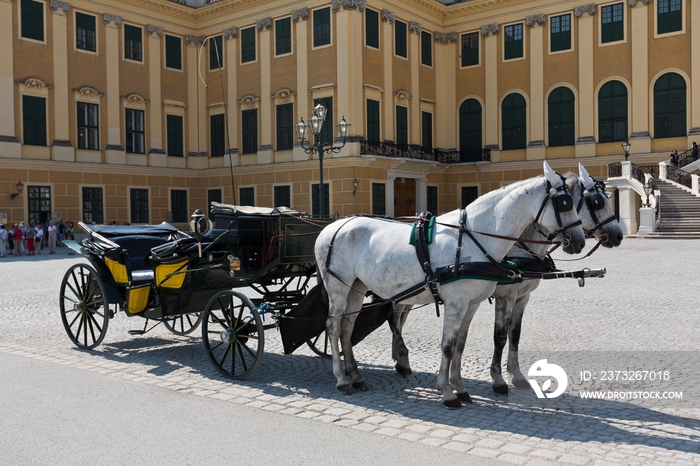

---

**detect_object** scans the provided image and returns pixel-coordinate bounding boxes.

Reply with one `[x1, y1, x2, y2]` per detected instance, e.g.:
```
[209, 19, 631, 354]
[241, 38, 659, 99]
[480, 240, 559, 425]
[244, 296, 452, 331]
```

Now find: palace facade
[1, 0, 698, 232]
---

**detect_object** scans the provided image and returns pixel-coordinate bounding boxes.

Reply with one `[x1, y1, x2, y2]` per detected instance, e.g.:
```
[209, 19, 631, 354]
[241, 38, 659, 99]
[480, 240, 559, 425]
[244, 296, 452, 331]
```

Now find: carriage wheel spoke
[236, 342, 249, 372]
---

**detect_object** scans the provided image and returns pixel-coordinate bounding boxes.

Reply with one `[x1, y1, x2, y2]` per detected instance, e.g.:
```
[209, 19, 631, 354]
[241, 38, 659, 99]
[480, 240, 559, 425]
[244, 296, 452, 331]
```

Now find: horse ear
[578, 164, 596, 190]
[543, 161, 563, 188]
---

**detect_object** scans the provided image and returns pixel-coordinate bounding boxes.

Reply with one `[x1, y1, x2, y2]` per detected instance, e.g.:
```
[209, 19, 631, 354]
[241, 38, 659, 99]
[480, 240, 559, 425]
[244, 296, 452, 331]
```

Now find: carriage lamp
[296, 103, 351, 217]
[10, 181, 24, 199]
[621, 140, 631, 161]
[352, 178, 359, 195]
[643, 178, 654, 208]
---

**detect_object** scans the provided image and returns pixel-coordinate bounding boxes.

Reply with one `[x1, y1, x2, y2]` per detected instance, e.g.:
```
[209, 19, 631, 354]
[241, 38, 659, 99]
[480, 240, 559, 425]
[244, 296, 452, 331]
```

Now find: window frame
[427, 186, 438, 215]
[22, 95, 47, 147]
[241, 26, 256, 64]
[459, 98, 483, 162]
[82, 186, 104, 225]
[273, 185, 291, 209]
[461, 186, 479, 208]
[313, 97, 334, 146]
[242, 108, 258, 155]
[312, 183, 330, 217]
[371, 183, 386, 216]
[366, 99, 380, 144]
[209, 35, 223, 70]
[27, 185, 51, 225]
[20, 0, 44, 42]
[166, 114, 184, 157]
[210, 113, 225, 157]
[547, 87, 576, 147]
[239, 187, 255, 206]
[503, 23, 524, 61]
[396, 105, 408, 146]
[276, 103, 294, 151]
[656, 0, 683, 36]
[598, 80, 628, 143]
[170, 189, 188, 223]
[125, 108, 145, 154]
[600, 3, 625, 45]
[461, 32, 479, 68]
[313, 7, 331, 48]
[395, 20, 407, 58]
[421, 30, 432, 67]
[130, 188, 149, 224]
[653, 72, 686, 139]
[124, 24, 143, 62]
[77, 102, 100, 150]
[365, 8, 379, 49]
[501, 93, 527, 150]
[165, 34, 182, 70]
[76, 11, 97, 53]
[550, 13, 572, 53]
[275, 17, 292, 57]
[421, 111, 433, 151]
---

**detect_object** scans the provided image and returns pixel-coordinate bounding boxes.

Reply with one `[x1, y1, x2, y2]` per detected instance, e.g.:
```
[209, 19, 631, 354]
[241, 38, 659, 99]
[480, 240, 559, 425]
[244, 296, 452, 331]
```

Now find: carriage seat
[110, 235, 172, 281]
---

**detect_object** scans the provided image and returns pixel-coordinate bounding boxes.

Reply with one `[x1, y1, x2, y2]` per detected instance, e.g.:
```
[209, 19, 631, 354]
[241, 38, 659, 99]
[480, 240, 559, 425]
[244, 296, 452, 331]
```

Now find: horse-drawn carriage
[59, 204, 336, 379]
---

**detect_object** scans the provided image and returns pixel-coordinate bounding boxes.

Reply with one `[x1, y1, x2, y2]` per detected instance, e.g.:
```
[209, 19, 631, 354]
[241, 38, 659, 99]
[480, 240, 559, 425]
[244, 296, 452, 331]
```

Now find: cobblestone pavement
[1, 238, 699, 465]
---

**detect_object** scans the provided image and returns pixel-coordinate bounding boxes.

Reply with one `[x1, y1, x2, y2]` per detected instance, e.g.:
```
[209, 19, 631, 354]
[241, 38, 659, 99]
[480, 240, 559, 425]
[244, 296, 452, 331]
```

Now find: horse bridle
[533, 176, 582, 247]
[576, 179, 618, 243]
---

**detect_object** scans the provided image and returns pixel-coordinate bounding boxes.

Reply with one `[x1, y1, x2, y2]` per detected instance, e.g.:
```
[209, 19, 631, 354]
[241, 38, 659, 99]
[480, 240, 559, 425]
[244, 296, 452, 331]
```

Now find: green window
[459, 99, 482, 162]
[208, 188, 222, 220]
[461, 186, 478, 208]
[427, 186, 438, 215]
[421, 31, 432, 66]
[313, 97, 333, 146]
[274, 185, 291, 208]
[658, 0, 682, 35]
[601, 3, 624, 43]
[22, 95, 46, 146]
[598, 81, 628, 143]
[130, 188, 149, 224]
[396, 106, 408, 146]
[21, 0, 43, 41]
[461, 32, 479, 67]
[395, 20, 407, 57]
[372, 183, 385, 216]
[27, 186, 51, 225]
[276, 103, 294, 151]
[550, 14, 571, 52]
[239, 187, 254, 206]
[421, 112, 433, 151]
[77, 102, 99, 150]
[242, 109, 258, 154]
[170, 190, 188, 223]
[366, 9, 379, 48]
[209, 35, 223, 70]
[367, 99, 380, 143]
[210, 114, 225, 157]
[312, 183, 330, 217]
[504, 24, 523, 60]
[76, 12, 96, 52]
[165, 35, 182, 70]
[313, 7, 331, 47]
[548, 87, 575, 147]
[82, 187, 103, 225]
[124, 24, 142, 61]
[126, 109, 145, 153]
[654, 73, 686, 139]
[166, 114, 183, 157]
[275, 17, 291, 55]
[502, 93, 526, 150]
[241, 27, 256, 63]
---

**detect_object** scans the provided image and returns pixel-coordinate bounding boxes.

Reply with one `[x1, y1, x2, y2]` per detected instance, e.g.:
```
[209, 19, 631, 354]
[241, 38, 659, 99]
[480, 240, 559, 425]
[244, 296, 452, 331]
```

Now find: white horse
[314, 162, 587, 408]
[489, 164, 623, 394]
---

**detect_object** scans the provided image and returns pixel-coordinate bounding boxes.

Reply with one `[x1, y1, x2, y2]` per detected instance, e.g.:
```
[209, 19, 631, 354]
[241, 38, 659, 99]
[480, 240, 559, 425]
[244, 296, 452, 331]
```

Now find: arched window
[548, 87, 575, 147]
[598, 81, 627, 143]
[502, 93, 526, 150]
[459, 99, 482, 162]
[654, 73, 686, 139]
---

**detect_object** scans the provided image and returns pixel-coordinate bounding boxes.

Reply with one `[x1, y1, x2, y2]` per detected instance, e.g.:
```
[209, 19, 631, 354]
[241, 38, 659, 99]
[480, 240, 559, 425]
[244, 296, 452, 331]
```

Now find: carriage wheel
[307, 331, 332, 359]
[163, 313, 203, 336]
[59, 264, 110, 350]
[202, 291, 264, 379]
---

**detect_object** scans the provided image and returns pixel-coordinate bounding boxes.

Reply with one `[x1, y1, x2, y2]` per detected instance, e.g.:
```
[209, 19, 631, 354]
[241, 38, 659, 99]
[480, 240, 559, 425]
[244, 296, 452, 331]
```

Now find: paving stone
[498, 453, 530, 465]
[442, 442, 472, 453]
[469, 447, 501, 459]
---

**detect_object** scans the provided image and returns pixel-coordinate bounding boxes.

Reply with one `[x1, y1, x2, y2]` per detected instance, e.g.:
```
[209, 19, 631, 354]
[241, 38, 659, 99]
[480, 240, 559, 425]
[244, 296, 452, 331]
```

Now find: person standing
[26, 222, 36, 256]
[670, 150, 679, 170]
[13, 223, 23, 256]
[34, 223, 43, 255]
[692, 142, 699, 162]
[0, 224, 7, 258]
[48, 221, 58, 254]
[57, 220, 66, 247]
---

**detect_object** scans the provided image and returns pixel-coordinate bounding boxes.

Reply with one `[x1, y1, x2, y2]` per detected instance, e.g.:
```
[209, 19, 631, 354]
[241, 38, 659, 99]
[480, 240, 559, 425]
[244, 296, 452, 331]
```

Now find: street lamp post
[296, 103, 350, 217]
[622, 140, 631, 161]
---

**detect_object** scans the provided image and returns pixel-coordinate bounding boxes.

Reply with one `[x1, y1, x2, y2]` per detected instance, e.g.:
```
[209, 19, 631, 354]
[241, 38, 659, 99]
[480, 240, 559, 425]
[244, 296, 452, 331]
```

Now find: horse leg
[491, 290, 515, 395]
[389, 304, 412, 377]
[325, 284, 354, 395]
[507, 293, 531, 389]
[437, 303, 470, 409]
[449, 302, 479, 403]
[339, 282, 368, 391]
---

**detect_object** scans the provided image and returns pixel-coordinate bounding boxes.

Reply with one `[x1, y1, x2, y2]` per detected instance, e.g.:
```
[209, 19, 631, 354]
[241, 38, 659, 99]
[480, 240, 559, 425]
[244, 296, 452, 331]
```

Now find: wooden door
[394, 178, 416, 217]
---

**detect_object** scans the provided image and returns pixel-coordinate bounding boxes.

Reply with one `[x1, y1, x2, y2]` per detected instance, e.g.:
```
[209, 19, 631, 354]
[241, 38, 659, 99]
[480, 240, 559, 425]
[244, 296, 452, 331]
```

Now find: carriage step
[128, 330, 146, 335]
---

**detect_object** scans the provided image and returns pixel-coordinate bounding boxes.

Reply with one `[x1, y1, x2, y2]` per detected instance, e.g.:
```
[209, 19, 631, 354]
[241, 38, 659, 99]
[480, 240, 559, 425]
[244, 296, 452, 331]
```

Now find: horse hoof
[395, 364, 413, 378]
[512, 377, 530, 389]
[352, 380, 369, 391]
[336, 384, 354, 395]
[456, 391, 473, 403]
[492, 383, 509, 395]
[442, 398, 462, 409]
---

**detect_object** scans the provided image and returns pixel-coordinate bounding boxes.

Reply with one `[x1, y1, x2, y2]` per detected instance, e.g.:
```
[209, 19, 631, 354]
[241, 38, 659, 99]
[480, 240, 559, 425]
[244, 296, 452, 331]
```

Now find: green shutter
[21, 0, 44, 41]
[242, 109, 258, 154]
[654, 73, 686, 138]
[502, 94, 526, 150]
[461, 32, 479, 67]
[421, 112, 433, 151]
[396, 106, 408, 146]
[166, 35, 182, 70]
[658, 0, 682, 34]
[548, 87, 575, 147]
[367, 100, 380, 143]
[395, 21, 407, 57]
[313, 8, 331, 47]
[459, 99, 482, 162]
[601, 4, 624, 43]
[421, 31, 432, 66]
[23, 95, 47, 146]
[504, 24, 523, 60]
[209, 35, 223, 70]
[167, 115, 183, 157]
[276, 103, 294, 151]
[275, 18, 291, 55]
[241, 27, 256, 63]
[366, 9, 379, 48]
[550, 14, 571, 52]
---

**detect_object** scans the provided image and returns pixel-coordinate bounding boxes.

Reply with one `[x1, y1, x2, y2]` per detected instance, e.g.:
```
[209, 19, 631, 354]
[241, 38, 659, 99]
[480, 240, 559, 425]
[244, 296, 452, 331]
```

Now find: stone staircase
[647, 179, 700, 238]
